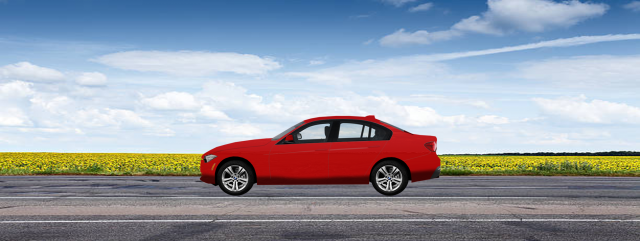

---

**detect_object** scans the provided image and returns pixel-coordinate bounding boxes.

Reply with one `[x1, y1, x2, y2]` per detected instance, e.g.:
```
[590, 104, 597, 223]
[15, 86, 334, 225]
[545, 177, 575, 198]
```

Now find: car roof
[304, 115, 380, 123]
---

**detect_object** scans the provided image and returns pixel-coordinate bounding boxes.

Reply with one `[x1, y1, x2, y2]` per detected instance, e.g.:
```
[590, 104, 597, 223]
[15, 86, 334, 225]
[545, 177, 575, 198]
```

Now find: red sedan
[200, 115, 440, 196]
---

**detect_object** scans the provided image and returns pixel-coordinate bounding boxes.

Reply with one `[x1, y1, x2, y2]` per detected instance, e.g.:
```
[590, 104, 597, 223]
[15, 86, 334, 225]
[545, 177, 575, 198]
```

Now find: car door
[268, 121, 335, 184]
[328, 121, 390, 184]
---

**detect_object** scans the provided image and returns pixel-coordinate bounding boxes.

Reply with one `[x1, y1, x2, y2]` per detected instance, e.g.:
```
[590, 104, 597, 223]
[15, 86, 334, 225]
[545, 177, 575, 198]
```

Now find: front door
[268, 121, 334, 184]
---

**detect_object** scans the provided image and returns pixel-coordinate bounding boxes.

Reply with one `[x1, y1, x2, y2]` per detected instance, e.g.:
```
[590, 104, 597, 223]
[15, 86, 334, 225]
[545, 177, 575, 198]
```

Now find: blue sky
[1, 0, 640, 154]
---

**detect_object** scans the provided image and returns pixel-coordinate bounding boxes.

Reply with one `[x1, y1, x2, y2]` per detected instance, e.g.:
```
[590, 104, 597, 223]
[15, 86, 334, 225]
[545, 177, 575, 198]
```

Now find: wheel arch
[369, 157, 411, 182]
[217, 156, 258, 184]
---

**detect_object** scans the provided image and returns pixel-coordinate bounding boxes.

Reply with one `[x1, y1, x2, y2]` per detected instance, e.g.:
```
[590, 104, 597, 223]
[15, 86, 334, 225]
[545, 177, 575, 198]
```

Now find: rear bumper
[407, 153, 441, 182]
[431, 166, 440, 179]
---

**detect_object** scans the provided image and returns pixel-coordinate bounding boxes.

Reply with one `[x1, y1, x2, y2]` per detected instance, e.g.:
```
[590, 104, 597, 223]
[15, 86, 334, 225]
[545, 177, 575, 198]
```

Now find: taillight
[424, 141, 437, 152]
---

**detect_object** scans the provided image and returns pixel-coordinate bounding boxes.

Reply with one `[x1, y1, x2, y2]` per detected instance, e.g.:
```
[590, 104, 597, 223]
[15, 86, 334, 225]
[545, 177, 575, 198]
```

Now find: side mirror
[285, 134, 294, 142]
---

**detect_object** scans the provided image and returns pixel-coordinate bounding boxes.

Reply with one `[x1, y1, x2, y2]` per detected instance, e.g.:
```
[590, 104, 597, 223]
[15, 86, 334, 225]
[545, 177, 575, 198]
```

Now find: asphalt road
[0, 176, 638, 241]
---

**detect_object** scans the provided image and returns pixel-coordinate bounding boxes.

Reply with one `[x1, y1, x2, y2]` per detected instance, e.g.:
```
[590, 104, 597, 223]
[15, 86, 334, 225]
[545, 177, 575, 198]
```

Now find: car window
[369, 125, 384, 140]
[337, 121, 391, 142]
[380, 120, 408, 133]
[338, 123, 368, 139]
[295, 122, 331, 143]
[272, 121, 304, 141]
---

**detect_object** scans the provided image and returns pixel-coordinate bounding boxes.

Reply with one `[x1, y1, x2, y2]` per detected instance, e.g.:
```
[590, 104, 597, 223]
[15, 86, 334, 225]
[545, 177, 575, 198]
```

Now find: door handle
[368, 146, 380, 148]
[315, 149, 328, 151]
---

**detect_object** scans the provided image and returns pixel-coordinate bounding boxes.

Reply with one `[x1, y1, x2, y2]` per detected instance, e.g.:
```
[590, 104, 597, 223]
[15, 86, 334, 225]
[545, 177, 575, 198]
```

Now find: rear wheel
[217, 160, 254, 196]
[371, 161, 408, 196]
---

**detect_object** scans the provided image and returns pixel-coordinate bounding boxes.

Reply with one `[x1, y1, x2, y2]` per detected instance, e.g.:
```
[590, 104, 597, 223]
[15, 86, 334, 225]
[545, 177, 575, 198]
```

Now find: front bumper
[200, 175, 217, 185]
[200, 158, 218, 185]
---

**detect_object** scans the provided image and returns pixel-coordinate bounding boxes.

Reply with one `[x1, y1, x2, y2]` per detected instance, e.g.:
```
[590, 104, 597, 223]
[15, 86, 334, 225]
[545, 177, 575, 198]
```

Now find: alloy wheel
[375, 165, 403, 192]
[221, 165, 249, 192]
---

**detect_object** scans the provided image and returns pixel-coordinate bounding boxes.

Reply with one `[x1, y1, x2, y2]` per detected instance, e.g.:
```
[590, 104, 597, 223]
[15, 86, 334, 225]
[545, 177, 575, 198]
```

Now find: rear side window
[337, 121, 391, 142]
[338, 123, 368, 140]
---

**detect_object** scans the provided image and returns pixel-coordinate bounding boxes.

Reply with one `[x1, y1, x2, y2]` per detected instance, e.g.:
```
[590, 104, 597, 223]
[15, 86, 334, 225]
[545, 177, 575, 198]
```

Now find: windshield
[380, 120, 408, 133]
[271, 121, 305, 141]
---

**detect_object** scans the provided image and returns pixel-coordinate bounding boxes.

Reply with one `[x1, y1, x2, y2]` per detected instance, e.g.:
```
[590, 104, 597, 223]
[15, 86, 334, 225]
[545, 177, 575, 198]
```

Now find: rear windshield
[271, 121, 305, 141]
[380, 120, 407, 132]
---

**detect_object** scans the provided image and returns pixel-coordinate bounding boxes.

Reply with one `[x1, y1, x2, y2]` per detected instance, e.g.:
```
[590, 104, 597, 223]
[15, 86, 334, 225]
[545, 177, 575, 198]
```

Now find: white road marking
[1, 218, 638, 224]
[425, 187, 567, 189]
[0, 220, 212, 223]
[215, 218, 640, 222]
[0, 196, 549, 199]
[0, 186, 575, 189]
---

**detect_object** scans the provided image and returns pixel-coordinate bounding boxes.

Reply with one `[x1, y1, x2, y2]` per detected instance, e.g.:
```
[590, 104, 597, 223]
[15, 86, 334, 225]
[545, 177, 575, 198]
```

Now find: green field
[1, 152, 639, 176]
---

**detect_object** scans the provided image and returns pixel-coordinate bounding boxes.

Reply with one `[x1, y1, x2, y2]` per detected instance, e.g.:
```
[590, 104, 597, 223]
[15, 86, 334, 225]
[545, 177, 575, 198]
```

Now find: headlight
[204, 155, 217, 163]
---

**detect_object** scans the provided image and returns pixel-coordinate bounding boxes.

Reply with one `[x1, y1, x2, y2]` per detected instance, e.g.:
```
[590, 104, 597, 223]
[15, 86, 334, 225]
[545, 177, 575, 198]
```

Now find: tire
[370, 161, 409, 196]
[216, 160, 255, 196]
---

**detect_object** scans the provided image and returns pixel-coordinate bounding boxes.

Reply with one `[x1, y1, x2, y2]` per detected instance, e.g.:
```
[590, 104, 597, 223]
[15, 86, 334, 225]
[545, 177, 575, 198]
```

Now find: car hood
[204, 138, 272, 155]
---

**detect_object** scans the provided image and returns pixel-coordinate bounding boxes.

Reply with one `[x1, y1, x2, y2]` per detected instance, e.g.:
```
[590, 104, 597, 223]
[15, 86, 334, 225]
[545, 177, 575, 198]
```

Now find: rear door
[328, 121, 390, 184]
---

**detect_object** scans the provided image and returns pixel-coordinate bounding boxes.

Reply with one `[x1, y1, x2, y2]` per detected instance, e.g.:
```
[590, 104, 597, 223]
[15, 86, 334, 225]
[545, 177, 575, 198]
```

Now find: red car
[200, 115, 440, 196]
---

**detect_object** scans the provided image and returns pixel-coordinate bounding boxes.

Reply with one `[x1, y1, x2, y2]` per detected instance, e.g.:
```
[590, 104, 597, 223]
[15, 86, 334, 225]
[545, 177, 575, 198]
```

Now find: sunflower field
[0, 152, 638, 176]
[440, 155, 640, 176]
[0, 152, 200, 175]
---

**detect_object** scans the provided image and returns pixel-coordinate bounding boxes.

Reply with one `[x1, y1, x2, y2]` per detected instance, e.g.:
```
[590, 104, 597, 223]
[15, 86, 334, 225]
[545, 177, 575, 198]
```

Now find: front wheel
[217, 160, 254, 196]
[371, 161, 408, 196]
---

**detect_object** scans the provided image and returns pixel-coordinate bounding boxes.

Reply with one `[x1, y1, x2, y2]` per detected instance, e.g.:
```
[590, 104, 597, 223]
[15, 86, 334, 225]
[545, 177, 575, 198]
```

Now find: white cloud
[409, 94, 491, 109]
[138, 89, 232, 120]
[363, 39, 375, 45]
[286, 55, 484, 86]
[624, 1, 640, 12]
[533, 95, 640, 124]
[197, 81, 264, 110]
[409, 2, 434, 12]
[398, 104, 466, 127]
[73, 108, 173, 136]
[379, 28, 462, 47]
[192, 80, 509, 129]
[0, 108, 31, 126]
[521, 129, 611, 145]
[477, 115, 510, 124]
[0, 62, 65, 81]
[526, 133, 581, 145]
[299, 35, 640, 86]
[218, 122, 262, 136]
[350, 13, 374, 19]
[74, 108, 152, 128]
[414, 34, 640, 61]
[569, 129, 611, 140]
[26, 93, 77, 128]
[380, 0, 608, 46]
[75, 72, 107, 86]
[286, 72, 353, 86]
[380, 0, 417, 7]
[309, 60, 325, 66]
[95, 51, 281, 76]
[18, 127, 84, 135]
[517, 55, 640, 88]
[0, 81, 34, 99]
[453, 0, 608, 35]
[24, 91, 173, 136]
[29, 94, 73, 116]
[141, 91, 201, 111]
[199, 105, 232, 120]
